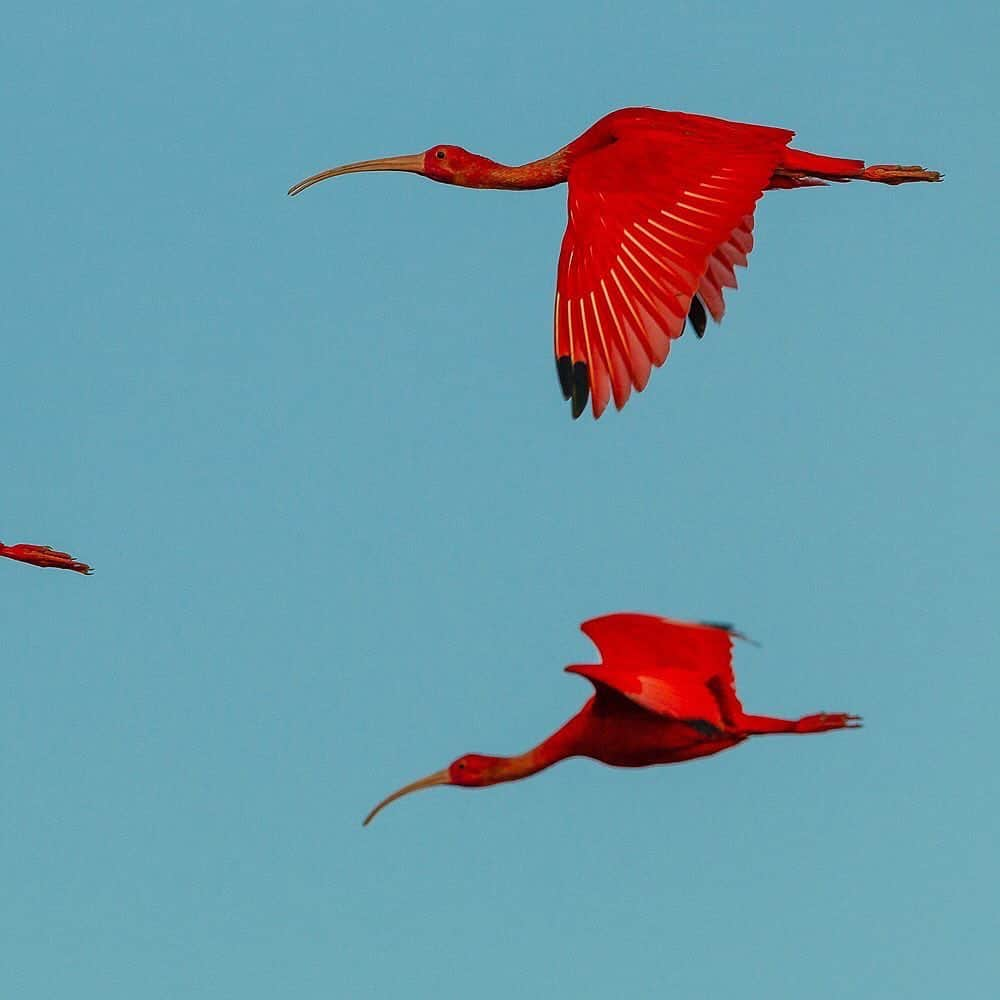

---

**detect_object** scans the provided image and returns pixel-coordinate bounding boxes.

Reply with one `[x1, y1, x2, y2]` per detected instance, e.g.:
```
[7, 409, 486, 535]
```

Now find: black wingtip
[700, 619, 761, 647]
[556, 355, 574, 400]
[700, 619, 736, 633]
[688, 296, 707, 338]
[570, 361, 589, 419]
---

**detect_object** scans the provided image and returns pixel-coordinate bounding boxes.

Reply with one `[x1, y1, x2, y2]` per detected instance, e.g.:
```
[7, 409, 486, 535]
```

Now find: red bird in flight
[363, 613, 860, 824]
[0, 541, 92, 575]
[290, 107, 940, 419]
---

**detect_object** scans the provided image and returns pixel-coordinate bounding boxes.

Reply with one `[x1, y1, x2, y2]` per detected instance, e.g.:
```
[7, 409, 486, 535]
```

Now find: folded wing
[566, 613, 746, 730]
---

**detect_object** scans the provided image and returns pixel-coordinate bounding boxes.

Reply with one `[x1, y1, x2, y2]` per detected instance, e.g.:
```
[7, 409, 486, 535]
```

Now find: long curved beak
[363, 767, 450, 826]
[288, 154, 426, 197]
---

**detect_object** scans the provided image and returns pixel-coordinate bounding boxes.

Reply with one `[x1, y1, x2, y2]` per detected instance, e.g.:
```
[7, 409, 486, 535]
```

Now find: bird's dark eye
[457, 760, 466, 769]
[435, 150, 446, 160]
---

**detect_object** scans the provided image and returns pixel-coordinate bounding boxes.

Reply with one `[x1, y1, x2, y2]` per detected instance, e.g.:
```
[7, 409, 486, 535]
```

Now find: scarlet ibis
[363, 613, 859, 824]
[290, 107, 940, 419]
[0, 541, 92, 574]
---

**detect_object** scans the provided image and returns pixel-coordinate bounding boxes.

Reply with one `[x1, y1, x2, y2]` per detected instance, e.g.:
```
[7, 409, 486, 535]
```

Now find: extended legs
[739, 712, 862, 736]
[856, 164, 942, 184]
[772, 147, 942, 187]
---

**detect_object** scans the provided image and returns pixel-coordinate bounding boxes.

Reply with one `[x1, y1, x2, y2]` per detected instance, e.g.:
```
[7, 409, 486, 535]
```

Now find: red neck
[474, 116, 620, 190]
[489, 708, 590, 782]
[463, 150, 572, 190]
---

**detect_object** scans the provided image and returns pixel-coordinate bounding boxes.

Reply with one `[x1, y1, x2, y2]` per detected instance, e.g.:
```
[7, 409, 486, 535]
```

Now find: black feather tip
[688, 296, 707, 338]
[556, 355, 574, 400]
[571, 361, 589, 420]
[700, 620, 736, 633]
[700, 619, 760, 647]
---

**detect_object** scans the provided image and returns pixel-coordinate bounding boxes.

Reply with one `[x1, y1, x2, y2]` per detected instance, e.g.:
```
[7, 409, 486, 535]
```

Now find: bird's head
[288, 144, 501, 196]
[447, 752, 506, 786]
[362, 752, 507, 826]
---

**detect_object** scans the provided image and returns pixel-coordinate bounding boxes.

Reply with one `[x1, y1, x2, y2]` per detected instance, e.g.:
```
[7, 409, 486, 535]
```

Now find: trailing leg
[771, 147, 941, 187]
[855, 164, 943, 184]
[739, 712, 862, 735]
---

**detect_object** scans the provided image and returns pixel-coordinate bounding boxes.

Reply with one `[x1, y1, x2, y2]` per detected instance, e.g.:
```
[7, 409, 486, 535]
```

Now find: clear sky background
[2, 1, 996, 997]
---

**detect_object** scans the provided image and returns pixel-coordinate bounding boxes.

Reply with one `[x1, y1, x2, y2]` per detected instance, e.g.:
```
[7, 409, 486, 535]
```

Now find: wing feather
[554, 122, 787, 417]
[565, 613, 747, 729]
[697, 214, 755, 321]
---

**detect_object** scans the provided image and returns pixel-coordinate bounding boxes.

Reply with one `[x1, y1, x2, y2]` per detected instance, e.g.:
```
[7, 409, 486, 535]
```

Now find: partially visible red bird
[290, 107, 940, 418]
[363, 613, 859, 824]
[0, 541, 92, 575]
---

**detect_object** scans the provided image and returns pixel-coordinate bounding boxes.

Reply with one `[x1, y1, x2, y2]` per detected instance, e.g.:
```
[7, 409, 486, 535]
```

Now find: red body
[547, 109, 938, 418]
[546, 692, 744, 769]
[0, 541, 92, 574]
[363, 614, 859, 823]
[290, 106, 940, 421]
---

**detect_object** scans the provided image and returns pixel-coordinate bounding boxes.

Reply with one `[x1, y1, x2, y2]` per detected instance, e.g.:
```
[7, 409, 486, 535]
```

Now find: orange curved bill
[288, 154, 426, 197]
[363, 767, 450, 826]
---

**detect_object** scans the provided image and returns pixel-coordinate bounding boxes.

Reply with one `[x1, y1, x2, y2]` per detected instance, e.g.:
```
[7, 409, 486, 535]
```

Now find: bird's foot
[795, 713, 863, 734]
[861, 164, 942, 185]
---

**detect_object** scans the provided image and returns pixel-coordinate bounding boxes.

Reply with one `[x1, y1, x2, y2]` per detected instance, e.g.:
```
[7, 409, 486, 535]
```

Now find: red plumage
[290, 106, 940, 419]
[0, 541, 92, 575]
[363, 613, 860, 824]
[556, 110, 795, 415]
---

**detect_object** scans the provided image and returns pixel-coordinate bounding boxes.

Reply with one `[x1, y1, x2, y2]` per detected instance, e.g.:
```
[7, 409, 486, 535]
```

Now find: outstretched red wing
[566, 613, 745, 728]
[555, 124, 792, 417]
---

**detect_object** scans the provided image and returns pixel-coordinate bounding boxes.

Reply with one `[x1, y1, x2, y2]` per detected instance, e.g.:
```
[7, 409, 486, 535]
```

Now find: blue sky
[2, 1, 997, 997]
